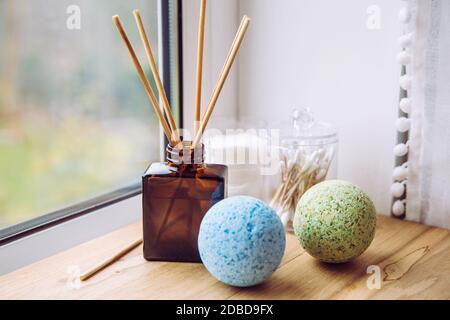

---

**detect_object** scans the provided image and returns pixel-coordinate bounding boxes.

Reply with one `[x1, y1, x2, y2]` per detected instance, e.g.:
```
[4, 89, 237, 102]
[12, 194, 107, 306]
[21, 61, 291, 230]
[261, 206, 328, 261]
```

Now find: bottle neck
[166, 141, 205, 167]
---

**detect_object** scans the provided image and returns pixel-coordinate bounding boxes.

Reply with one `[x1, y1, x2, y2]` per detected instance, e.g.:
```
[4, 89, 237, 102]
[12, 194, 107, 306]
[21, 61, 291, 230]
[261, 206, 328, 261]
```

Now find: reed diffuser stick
[80, 238, 143, 281]
[192, 16, 251, 148]
[112, 15, 175, 145]
[133, 9, 180, 144]
[194, 0, 207, 136]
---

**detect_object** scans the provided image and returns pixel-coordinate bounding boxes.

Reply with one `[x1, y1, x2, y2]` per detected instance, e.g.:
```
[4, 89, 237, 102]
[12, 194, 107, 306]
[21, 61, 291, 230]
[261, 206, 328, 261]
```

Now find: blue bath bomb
[198, 196, 285, 287]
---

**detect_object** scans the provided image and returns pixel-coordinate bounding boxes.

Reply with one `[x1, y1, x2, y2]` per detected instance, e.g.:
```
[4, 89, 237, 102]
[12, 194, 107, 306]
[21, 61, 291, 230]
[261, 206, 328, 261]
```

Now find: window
[0, 0, 180, 234]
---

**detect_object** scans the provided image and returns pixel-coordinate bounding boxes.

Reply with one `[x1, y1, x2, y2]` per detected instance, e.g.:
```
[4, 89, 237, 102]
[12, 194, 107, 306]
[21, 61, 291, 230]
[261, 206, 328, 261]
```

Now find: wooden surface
[0, 215, 449, 300]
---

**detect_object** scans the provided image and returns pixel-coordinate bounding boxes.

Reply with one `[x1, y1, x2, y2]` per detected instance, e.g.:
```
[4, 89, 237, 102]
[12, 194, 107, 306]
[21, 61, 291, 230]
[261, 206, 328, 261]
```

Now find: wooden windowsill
[0, 215, 449, 299]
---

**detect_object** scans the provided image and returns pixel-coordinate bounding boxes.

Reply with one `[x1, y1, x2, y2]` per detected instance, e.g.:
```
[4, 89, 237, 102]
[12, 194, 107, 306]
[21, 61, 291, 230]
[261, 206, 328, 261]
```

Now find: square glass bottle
[142, 141, 227, 262]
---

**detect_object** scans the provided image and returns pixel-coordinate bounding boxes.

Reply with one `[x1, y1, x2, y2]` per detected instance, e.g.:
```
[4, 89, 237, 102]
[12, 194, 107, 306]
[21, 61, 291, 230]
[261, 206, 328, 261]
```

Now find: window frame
[0, 0, 184, 247]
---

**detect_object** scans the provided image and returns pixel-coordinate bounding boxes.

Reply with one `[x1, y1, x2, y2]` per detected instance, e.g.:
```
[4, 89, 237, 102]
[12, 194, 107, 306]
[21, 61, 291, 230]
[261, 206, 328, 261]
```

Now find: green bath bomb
[294, 180, 376, 263]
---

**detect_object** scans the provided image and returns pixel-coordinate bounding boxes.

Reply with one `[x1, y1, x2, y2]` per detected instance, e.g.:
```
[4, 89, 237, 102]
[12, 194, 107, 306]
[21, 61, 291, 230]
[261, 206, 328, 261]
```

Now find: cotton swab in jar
[192, 15, 251, 148]
[271, 144, 334, 228]
[133, 9, 180, 145]
[112, 15, 175, 145]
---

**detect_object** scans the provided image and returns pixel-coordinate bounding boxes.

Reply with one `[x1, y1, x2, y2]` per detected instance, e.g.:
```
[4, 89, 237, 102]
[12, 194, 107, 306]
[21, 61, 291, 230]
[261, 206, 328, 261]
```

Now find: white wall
[236, 0, 403, 214]
[183, 0, 239, 134]
[182, 0, 402, 214]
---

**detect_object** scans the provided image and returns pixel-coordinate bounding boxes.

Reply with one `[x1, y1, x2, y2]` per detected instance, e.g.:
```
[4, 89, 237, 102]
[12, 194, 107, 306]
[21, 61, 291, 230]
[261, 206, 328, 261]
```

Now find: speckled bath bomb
[198, 196, 285, 287]
[294, 180, 376, 263]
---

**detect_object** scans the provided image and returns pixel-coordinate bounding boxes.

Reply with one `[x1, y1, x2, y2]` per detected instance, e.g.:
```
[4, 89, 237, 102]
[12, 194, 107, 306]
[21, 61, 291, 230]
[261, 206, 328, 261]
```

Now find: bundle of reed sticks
[113, 2, 251, 148]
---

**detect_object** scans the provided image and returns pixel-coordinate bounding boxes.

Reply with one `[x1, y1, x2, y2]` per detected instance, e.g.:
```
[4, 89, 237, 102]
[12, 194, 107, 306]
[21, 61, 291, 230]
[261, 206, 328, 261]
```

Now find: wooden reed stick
[80, 238, 142, 281]
[192, 16, 251, 148]
[194, 0, 207, 136]
[133, 9, 180, 144]
[112, 15, 175, 145]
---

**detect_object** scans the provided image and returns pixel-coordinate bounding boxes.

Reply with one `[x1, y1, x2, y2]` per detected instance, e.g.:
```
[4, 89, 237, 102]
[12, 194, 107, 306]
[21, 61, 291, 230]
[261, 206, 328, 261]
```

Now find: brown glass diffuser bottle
[142, 141, 227, 262]
[113, 8, 248, 263]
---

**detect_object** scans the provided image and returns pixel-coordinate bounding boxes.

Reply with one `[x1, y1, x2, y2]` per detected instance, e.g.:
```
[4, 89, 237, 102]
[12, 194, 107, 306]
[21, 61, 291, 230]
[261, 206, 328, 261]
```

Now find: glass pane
[0, 0, 161, 228]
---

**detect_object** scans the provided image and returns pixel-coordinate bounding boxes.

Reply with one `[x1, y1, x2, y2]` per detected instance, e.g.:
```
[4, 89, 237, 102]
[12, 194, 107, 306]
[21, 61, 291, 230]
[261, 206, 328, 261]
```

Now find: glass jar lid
[280, 108, 338, 147]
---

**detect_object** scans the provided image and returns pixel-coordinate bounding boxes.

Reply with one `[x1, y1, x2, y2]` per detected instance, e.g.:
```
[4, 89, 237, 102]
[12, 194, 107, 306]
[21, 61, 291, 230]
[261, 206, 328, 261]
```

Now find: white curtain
[406, 0, 450, 229]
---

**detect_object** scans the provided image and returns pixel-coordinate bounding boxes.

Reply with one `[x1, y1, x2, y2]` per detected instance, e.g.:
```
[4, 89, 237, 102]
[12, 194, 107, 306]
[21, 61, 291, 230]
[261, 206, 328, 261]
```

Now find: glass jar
[142, 141, 227, 262]
[270, 109, 338, 232]
[204, 129, 271, 201]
